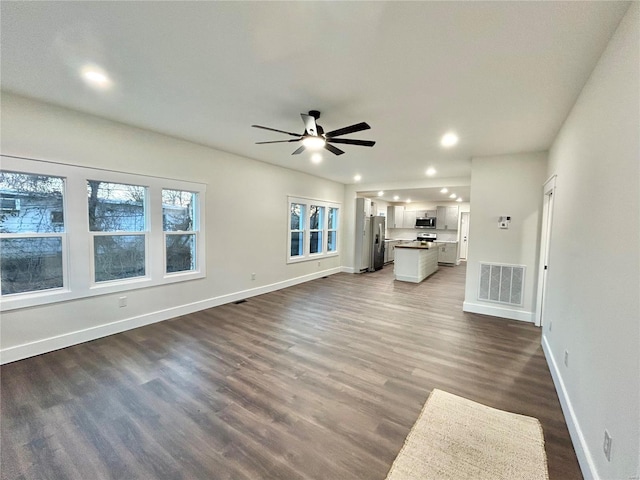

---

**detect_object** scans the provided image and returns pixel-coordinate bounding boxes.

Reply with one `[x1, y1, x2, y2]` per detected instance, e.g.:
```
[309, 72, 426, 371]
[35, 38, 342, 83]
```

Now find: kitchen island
[394, 242, 439, 283]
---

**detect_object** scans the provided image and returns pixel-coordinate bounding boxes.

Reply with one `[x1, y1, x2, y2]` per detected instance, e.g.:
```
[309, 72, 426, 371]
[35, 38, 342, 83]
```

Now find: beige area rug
[386, 389, 549, 480]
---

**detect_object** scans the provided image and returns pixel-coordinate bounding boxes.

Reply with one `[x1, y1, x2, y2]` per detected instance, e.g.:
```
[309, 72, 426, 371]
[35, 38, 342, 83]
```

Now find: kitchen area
[354, 193, 470, 283]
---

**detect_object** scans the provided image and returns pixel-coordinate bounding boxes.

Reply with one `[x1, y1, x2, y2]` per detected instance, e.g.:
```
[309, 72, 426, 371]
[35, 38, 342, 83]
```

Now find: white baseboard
[462, 301, 535, 323]
[542, 334, 596, 480]
[394, 274, 420, 283]
[341, 266, 355, 273]
[0, 267, 342, 365]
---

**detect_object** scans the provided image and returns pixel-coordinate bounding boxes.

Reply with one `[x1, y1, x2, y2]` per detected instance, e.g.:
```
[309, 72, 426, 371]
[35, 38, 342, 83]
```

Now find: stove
[416, 232, 437, 241]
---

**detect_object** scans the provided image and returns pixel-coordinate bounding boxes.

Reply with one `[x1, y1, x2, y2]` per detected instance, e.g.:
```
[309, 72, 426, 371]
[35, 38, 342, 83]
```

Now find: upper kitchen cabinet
[386, 206, 405, 228]
[436, 206, 459, 231]
[402, 210, 417, 229]
[361, 198, 373, 217]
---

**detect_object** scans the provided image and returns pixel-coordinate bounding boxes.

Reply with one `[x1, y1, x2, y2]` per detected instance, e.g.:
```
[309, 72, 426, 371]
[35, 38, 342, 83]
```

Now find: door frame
[535, 175, 557, 327]
[459, 211, 470, 260]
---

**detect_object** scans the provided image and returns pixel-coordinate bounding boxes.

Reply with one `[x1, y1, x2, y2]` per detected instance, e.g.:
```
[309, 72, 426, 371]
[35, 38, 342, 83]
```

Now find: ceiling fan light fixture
[301, 136, 326, 150]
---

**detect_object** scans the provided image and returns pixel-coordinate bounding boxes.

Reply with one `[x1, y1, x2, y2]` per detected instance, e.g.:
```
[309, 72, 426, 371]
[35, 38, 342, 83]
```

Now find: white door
[535, 176, 557, 327]
[459, 212, 470, 260]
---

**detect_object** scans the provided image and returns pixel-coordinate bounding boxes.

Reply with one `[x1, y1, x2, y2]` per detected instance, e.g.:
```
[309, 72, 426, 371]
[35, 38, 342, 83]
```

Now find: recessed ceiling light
[377, 191, 384, 197]
[449, 193, 457, 199]
[406, 199, 411, 203]
[456, 197, 463, 202]
[426, 167, 437, 176]
[302, 136, 326, 150]
[440, 188, 448, 194]
[441, 132, 459, 148]
[354, 174, 362, 182]
[81, 65, 112, 89]
[311, 153, 322, 164]
[393, 195, 400, 201]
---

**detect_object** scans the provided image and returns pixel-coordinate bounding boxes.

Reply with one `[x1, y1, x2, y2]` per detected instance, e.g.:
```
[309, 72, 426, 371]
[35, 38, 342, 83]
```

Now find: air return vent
[478, 263, 525, 306]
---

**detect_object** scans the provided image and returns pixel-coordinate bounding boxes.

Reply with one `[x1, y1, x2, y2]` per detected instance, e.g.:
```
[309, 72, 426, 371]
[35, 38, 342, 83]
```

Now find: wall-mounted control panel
[499, 215, 511, 229]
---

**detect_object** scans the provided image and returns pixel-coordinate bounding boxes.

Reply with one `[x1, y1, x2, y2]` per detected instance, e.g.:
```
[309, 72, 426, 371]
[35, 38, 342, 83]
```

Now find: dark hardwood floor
[1, 264, 582, 479]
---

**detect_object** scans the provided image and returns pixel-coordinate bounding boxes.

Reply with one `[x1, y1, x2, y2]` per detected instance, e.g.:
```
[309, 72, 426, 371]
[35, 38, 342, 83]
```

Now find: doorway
[535, 175, 557, 327]
[459, 212, 470, 260]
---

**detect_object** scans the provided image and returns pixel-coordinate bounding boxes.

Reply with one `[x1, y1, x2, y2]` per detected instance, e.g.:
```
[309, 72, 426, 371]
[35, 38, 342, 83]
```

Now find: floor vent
[478, 263, 525, 306]
[234, 299, 247, 305]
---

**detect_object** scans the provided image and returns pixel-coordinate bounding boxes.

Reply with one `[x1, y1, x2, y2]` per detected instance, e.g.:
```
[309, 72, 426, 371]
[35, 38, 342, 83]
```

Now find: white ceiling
[0, 1, 629, 186]
[359, 187, 471, 205]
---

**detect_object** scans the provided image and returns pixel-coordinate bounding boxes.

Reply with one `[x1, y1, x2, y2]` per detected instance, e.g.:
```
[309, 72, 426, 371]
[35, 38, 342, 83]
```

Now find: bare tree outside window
[290, 203, 305, 257]
[309, 205, 324, 254]
[163, 189, 196, 273]
[87, 181, 147, 282]
[0, 172, 65, 295]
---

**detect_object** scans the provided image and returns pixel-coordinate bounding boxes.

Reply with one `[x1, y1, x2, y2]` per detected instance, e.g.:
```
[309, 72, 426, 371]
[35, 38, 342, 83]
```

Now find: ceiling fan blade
[300, 114, 319, 136]
[255, 139, 300, 144]
[328, 138, 376, 147]
[252, 124, 301, 137]
[324, 143, 345, 156]
[325, 122, 370, 138]
[291, 145, 306, 155]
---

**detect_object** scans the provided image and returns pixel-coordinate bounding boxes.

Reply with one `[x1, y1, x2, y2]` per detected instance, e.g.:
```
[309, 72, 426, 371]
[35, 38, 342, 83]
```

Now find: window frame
[327, 206, 339, 253]
[0, 156, 206, 312]
[287, 196, 340, 264]
[162, 188, 200, 276]
[87, 180, 150, 286]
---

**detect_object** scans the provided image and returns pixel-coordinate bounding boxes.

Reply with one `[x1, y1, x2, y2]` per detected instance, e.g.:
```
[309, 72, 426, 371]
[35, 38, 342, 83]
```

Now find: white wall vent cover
[478, 263, 525, 306]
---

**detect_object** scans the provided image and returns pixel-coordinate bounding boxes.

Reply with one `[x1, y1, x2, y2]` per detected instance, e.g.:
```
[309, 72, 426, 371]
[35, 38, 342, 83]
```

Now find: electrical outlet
[118, 296, 127, 308]
[564, 350, 569, 367]
[251, 273, 256, 281]
[603, 430, 612, 461]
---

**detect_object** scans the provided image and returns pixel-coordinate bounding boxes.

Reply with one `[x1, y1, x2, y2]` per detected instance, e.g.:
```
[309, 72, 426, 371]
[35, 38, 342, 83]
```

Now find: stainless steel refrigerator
[355, 198, 386, 272]
[369, 215, 386, 271]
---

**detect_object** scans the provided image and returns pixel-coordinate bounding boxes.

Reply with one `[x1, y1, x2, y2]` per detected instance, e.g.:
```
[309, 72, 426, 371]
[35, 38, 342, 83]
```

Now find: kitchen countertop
[395, 241, 437, 249]
[433, 240, 458, 243]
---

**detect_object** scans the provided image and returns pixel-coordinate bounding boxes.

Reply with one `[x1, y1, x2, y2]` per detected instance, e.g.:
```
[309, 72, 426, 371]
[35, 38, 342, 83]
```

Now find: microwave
[415, 217, 436, 229]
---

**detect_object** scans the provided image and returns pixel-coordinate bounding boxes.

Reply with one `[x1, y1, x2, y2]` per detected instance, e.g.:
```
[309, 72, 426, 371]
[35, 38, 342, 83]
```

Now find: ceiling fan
[252, 110, 375, 156]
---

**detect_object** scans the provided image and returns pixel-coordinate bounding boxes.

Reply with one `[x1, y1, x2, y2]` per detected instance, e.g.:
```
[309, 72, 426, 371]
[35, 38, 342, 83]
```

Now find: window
[88, 181, 147, 283]
[290, 202, 305, 258]
[0, 155, 206, 311]
[327, 207, 338, 252]
[309, 205, 325, 255]
[162, 189, 197, 274]
[287, 196, 339, 263]
[0, 172, 66, 296]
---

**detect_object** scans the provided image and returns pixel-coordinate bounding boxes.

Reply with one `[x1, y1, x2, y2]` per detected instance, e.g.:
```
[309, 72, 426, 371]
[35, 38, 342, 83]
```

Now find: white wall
[0, 92, 345, 362]
[542, 4, 639, 479]
[463, 151, 548, 322]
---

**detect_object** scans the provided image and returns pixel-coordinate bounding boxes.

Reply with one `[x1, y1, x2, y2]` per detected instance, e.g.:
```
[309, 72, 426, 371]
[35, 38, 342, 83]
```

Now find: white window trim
[162, 188, 200, 277]
[0, 155, 206, 312]
[287, 195, 340, 264]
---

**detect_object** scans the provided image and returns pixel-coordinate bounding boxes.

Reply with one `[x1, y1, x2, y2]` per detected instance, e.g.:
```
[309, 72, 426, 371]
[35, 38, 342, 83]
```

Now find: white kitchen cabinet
[362, 198, 372, 217]
[402, 210, 416, 228]
[436, 206, 459, 231]
[394, 245, 439, 282]
[386, 206, 405, 228]
[437, 242, 458, 264]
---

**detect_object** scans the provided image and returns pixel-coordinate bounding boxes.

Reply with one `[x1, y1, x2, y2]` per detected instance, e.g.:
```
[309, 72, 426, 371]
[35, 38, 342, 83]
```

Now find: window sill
[287, 252, 339, 265]
[0, 271, 206, 312]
